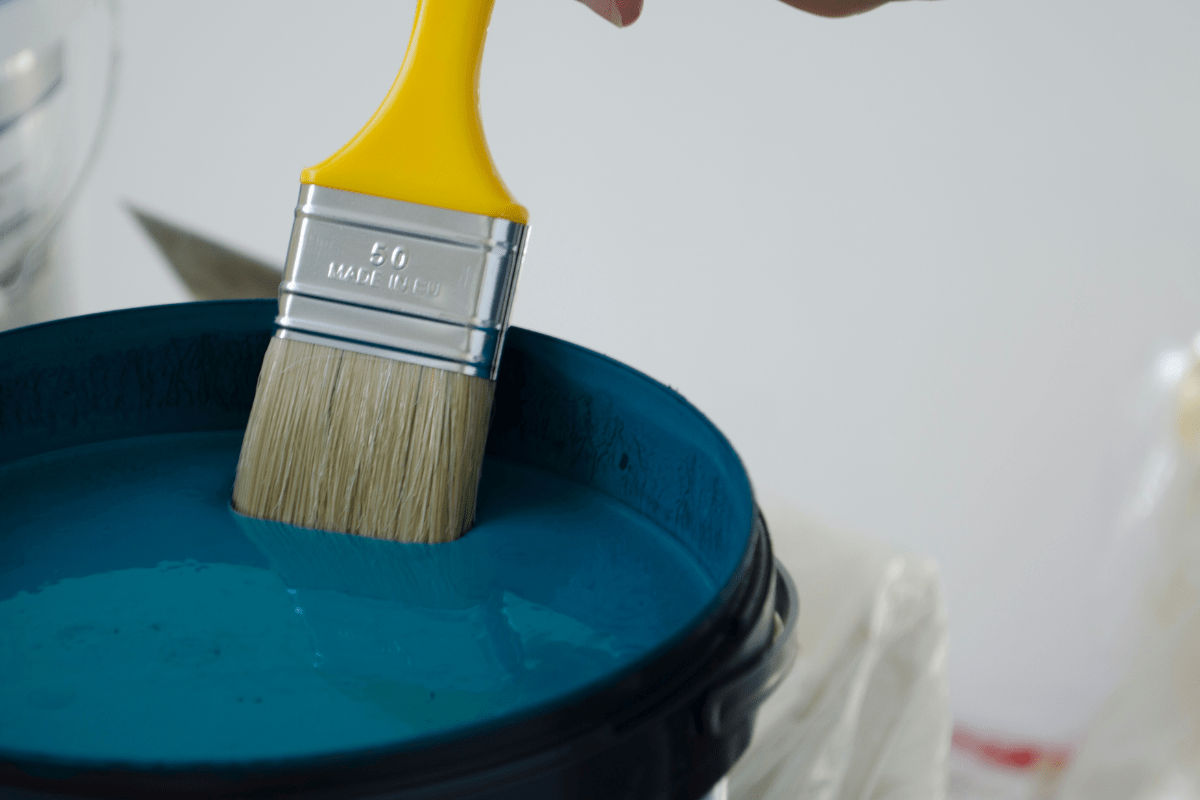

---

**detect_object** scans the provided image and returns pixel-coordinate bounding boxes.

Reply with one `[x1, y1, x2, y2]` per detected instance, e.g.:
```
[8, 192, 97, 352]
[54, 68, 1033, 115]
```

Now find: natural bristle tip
[232, 337, 494, 544]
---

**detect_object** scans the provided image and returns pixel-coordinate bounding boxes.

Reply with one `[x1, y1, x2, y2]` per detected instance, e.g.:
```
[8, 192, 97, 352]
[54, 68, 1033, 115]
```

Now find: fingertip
[777, 0, 891, 17]
[615, 0, 643, 26]
[577, 0, 643, 27]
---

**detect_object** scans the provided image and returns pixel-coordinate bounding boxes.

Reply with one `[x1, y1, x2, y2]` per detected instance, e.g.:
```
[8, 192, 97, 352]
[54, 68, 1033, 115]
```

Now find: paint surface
[0, 431, 715, 764]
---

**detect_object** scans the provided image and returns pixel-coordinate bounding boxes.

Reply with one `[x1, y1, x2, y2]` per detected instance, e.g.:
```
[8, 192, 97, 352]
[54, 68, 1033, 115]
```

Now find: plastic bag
[1056, 339, 1200, 800]
[730, 500, 951, 800]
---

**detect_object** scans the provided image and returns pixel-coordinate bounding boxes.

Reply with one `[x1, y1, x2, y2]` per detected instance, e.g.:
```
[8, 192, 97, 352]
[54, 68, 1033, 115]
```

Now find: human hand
[576, 0, 920, 27]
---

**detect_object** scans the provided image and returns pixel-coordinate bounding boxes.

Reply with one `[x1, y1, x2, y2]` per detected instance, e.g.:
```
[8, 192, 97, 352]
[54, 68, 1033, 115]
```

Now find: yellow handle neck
[300, 0, 527, 224]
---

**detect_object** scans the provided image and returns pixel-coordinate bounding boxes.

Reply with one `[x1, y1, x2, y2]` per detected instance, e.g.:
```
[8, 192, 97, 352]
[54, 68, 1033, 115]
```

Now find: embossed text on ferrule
[327, 262, 379, 286]
[385, 273, 441, 297]
[326, 261, 441, 298]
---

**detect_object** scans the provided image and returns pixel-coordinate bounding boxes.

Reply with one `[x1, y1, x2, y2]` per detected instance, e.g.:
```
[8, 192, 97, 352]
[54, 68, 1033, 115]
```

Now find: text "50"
[369, 242, 408, 269]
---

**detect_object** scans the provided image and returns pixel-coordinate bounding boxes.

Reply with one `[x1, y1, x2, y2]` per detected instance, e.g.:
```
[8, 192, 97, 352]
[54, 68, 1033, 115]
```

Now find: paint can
[0, 300, 797, 799]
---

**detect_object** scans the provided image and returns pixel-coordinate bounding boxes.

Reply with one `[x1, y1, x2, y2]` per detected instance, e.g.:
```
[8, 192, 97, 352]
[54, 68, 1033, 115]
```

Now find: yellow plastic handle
[301, 0, 527, 225]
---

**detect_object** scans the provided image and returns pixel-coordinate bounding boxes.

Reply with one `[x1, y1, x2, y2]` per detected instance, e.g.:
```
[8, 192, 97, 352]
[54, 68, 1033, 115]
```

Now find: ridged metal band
[275, 184, 527, 380]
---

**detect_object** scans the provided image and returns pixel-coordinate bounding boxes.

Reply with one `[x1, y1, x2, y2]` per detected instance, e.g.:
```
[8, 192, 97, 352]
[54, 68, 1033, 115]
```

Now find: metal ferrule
[275, 184, 527, 380]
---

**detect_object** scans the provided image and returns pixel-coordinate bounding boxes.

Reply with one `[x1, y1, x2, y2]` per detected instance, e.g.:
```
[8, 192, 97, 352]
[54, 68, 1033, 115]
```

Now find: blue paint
[0, 301, 757, 771]
[0, 431, 713, 763]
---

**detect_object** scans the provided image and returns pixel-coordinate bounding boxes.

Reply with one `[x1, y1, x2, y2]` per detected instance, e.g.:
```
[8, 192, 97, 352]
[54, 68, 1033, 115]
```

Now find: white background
[66, 0, 1200, 743]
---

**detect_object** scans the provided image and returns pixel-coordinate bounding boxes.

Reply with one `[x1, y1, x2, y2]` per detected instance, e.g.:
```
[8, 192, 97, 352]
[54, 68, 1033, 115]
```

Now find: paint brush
[232, 0, 528, 543]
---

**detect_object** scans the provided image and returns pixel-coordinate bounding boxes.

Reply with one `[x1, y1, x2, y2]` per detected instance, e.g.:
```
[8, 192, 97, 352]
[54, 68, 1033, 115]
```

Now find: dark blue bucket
[0, 300, 796, 800]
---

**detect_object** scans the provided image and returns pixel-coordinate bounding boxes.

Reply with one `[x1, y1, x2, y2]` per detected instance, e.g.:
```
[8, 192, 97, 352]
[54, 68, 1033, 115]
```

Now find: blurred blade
[127, 204, 281, 301]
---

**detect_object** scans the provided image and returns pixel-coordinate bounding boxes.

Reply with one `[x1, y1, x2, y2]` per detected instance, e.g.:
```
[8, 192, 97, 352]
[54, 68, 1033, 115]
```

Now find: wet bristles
[232, 336, 494, 543]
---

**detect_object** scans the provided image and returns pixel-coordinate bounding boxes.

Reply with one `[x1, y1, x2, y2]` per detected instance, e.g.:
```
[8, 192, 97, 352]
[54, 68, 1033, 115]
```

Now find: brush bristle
[232, 336, 494, 543]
